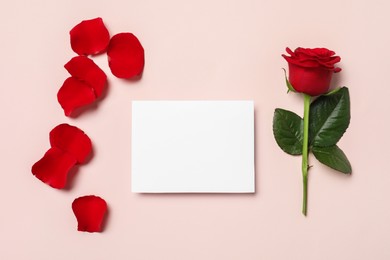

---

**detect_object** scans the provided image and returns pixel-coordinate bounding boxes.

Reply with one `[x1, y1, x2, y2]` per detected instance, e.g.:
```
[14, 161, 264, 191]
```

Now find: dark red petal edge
[49, 123, 92, 164]
[32, 147, 77, 189]
[107, 33, 145, 79]
[65, 56, 107, 98]
[57, 77, 96, 117]
[72, 195, 107, 232]
[70, 17, 110, 56]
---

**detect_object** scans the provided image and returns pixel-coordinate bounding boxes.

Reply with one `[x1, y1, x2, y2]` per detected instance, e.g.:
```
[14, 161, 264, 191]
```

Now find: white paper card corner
[131, 100, 255, 193]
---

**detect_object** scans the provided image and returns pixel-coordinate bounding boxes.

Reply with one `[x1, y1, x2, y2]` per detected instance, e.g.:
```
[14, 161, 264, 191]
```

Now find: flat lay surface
[1, 0, 390, 259]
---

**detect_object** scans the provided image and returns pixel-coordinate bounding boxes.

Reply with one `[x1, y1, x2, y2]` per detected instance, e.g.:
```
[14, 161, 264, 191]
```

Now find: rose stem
[302, 94, 311, 216]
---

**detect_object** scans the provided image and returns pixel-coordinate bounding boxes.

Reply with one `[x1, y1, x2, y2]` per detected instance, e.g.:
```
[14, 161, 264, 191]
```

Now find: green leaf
[273, 108, 303, 155]
[282, 68, 296, 93]
[309, 87, 350, 147]
[312, 145, 352, 174]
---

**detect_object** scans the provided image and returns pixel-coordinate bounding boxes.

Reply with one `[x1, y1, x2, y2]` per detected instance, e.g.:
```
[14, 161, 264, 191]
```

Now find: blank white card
[131, 101, 255, 193]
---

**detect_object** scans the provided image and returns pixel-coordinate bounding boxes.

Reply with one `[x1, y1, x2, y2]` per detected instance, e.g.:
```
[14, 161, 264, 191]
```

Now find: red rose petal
[65, 56, 107, 98]
[32, 147, 77, 189]
[72, 195, 107, 232]
[107, 33, 145, 79]
[282, 54, 321, 68]
[70, 17, 110, 55]
[57, 77, 96, 117]
[50, 124, 92, 164]
[285, 47, 294, 56]
[282, 47, 341, 70]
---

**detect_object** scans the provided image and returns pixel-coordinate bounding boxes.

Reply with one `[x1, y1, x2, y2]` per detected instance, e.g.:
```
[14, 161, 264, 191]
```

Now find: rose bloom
[282, 47, 341, 96]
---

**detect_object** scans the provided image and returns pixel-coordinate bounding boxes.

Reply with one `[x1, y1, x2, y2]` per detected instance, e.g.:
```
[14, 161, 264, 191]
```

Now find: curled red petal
[286, 47, 294, 56]
[107, 33, 145, 79]
[32, 147, 77, 189]
[50, 124, 92, 164]
[65, 56, 107, 98]
[70, 17, 110, 55]
[57, 77, 96, 117]
[72, 195, 107, 232]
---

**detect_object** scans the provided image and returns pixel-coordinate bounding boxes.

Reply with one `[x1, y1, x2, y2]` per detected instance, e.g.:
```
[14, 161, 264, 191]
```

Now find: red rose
[282, 47, 341, 96]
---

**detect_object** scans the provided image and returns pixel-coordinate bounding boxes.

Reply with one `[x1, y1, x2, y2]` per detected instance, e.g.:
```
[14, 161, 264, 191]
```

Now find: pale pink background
[1, 0, 389, 259]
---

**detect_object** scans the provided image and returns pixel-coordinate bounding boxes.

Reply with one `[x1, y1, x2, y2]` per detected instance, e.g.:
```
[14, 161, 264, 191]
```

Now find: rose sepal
[324, 87, 341, 96]
[282, 68, 296, 93]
